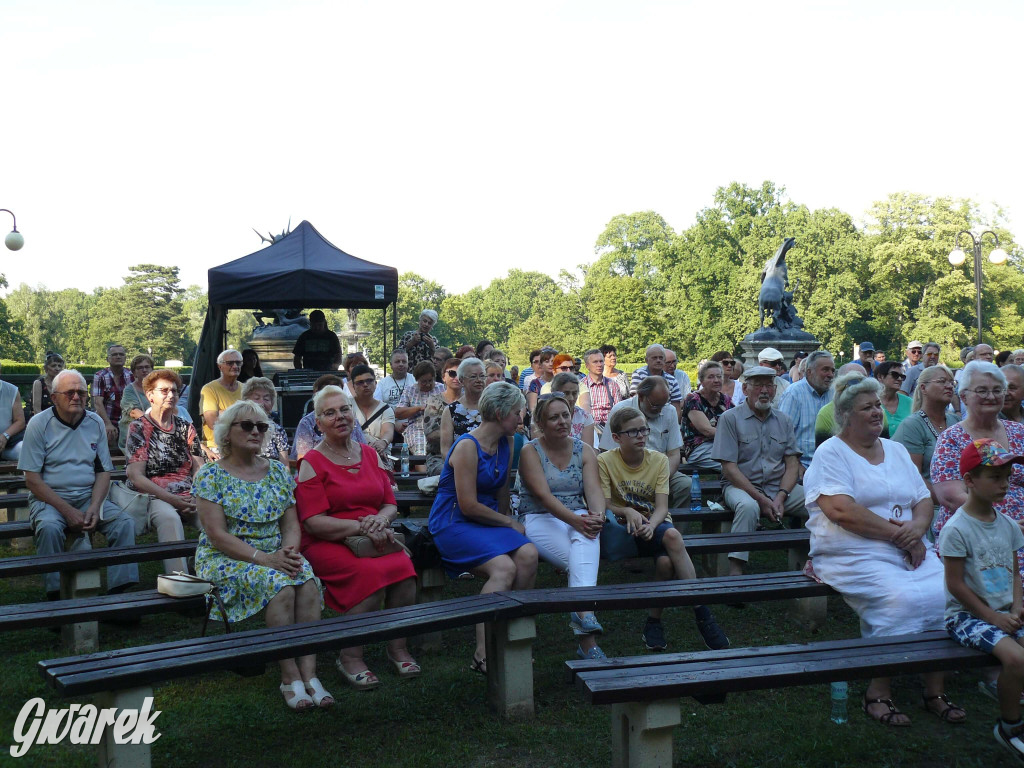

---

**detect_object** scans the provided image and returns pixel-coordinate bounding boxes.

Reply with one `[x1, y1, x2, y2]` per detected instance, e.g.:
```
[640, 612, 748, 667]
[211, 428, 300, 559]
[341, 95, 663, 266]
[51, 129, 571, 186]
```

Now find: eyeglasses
[233, 420, 270, 433]
[463, 374, 486, 382]
[152, 387, 178, 396]
[926, 379, 954, 388]
[319, 407, 350, 420]
[615, 426, 651, 438]
[353, 378, 376, 387]
[964, 388, 1005, 399]
[222, 360, 243, 367]
[54, 389, 88, 400]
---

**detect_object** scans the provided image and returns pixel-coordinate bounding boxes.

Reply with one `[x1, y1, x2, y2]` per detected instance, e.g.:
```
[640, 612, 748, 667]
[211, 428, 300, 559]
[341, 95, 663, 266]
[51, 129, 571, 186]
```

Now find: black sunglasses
[233, 420, 269, 433]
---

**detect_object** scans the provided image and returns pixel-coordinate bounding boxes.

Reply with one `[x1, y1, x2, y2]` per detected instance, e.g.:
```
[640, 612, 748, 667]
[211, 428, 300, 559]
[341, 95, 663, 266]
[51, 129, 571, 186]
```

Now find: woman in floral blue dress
[194, 399, 331, 712]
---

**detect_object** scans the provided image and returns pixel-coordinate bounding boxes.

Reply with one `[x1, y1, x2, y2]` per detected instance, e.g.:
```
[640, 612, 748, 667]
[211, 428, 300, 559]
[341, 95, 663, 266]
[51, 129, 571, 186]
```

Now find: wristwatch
[779, 488, 790, 499]
[1, 432, 9, 441]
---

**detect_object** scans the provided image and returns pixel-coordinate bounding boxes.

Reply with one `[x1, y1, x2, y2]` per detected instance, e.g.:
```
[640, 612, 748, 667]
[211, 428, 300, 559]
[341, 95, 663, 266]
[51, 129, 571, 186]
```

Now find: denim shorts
[946, 610, 1024, 654]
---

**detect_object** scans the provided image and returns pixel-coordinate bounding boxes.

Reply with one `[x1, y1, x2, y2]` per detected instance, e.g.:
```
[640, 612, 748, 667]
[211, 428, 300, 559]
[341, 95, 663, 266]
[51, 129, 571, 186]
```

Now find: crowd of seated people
[21, 326, 1024, 738]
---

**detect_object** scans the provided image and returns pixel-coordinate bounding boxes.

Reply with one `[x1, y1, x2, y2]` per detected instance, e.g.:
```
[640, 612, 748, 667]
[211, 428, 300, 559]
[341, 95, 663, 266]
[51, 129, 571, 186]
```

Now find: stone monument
[739, 237, 821, 369]
[246, 308, 312, 374]
[340, 307, 371, 355]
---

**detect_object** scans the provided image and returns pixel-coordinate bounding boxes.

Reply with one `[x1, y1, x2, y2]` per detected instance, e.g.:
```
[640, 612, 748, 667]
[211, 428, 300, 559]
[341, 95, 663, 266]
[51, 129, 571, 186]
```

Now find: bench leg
[60, 568, 101, 654]
[713, 519, 731, 578]
[10, 501, 30, 550]
[95, 687, 155, 768]
[786, 541, 827, 630]
[485, 616, 536, 719]
[610, 699, 680, 768]
[413, 567, 447, 652]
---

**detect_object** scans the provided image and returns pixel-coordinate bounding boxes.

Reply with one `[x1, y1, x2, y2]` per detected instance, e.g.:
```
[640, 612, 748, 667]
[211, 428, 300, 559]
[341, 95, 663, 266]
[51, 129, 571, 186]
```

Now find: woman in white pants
[518, 393, 607, 659]
[123, 369, 204, 574]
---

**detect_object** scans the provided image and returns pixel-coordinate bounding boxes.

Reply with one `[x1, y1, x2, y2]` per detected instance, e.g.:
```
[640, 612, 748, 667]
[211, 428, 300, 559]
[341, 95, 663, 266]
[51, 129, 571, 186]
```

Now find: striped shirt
[629, 367, 682, 402]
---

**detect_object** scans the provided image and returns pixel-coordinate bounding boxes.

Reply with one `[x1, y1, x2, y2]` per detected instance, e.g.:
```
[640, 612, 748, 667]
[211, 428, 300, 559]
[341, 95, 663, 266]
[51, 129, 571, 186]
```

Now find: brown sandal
[923, 693, 967, 724]
[863, 695, 911, 727]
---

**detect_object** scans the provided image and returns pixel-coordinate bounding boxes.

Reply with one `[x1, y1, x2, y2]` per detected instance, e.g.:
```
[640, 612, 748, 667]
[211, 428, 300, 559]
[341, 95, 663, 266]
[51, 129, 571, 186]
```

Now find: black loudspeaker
[279, 392, 313, 430]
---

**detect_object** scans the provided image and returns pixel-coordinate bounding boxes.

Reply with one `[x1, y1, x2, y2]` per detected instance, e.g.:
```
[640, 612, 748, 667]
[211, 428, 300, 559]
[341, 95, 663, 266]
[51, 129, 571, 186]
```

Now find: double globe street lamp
[948, 230, 1007, 345]
[1, 209, 24, 251]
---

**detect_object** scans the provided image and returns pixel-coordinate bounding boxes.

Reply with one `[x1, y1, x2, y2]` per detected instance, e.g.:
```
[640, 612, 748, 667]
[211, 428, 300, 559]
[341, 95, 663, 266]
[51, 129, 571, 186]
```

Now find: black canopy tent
[188, 220, 398, 419]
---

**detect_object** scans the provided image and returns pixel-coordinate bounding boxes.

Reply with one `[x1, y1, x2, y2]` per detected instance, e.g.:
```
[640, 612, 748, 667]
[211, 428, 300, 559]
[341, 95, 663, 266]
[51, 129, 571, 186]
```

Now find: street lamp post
[0, 209, 24, 251]
[948, 230, 1007, 345]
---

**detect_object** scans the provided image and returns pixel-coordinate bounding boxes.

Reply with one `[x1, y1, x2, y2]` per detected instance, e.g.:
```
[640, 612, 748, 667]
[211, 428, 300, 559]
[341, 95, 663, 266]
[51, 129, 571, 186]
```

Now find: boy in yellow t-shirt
[598, 406, 728, 652]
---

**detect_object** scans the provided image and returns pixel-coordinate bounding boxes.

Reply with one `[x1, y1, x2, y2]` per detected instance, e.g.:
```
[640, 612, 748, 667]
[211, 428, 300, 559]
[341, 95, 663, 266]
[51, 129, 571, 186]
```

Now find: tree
[87, 265, 189, 363]
[0, 275, 33, 360]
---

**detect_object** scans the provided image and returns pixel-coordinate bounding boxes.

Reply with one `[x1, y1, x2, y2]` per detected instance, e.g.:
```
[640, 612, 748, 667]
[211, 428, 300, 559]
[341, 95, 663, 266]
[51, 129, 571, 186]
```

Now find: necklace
[322, 440, 359, 463]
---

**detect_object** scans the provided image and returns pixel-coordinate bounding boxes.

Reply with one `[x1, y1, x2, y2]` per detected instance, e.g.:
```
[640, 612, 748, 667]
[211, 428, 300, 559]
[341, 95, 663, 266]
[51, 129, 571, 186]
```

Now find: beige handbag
[157, 571, 214, 598]
[343, 533, 408, 558]
[107, 480, 153, 537]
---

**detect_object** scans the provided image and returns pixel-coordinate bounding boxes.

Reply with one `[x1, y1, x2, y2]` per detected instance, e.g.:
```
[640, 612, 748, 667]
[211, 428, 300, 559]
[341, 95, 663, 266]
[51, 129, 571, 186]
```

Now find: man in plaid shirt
[91, 344, 133, 450]
[579, 348, 621, 441]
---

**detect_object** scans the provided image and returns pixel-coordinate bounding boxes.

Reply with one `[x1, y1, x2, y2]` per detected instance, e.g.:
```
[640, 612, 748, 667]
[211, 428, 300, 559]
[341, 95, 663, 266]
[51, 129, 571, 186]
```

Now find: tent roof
[207, 220, 398, 309]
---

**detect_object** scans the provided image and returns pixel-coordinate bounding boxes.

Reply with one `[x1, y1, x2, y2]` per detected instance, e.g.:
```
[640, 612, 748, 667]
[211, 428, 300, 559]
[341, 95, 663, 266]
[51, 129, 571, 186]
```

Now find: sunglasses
[889, 372, 906, 381]
[445, 370, 460, 377]
[721, 360, 736, 366]
[556, 365, 574, 371]
[55, 389, 88, 400]
[233, 420, 269, 433]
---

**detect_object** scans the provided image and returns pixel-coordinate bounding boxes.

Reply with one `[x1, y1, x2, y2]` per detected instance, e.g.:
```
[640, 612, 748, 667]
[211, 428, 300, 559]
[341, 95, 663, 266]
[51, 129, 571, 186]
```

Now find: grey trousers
[30, 495, 139, 595]
[723, 483, 807, 562]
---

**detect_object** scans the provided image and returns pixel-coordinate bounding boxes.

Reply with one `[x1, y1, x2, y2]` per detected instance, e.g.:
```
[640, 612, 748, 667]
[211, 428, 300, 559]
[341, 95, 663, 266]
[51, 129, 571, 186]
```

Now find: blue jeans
[30, 494, 138, 595]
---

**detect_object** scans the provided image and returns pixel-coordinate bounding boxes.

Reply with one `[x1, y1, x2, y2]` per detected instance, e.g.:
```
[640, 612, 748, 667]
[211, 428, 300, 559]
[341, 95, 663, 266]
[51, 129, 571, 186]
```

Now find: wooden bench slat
[503, 572, 830, 613]
[0, 590, 205, 630]
[40, 593, 522, 696]
[0, 541, 198, 576]
[574, 632, 990, 705]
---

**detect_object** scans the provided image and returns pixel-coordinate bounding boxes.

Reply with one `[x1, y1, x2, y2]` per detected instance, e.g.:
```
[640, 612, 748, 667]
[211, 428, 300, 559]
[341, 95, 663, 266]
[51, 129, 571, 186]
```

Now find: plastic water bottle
[400, 443, 410, 477]
[690, 473, 702, 512]
[830, 681, 848, 724]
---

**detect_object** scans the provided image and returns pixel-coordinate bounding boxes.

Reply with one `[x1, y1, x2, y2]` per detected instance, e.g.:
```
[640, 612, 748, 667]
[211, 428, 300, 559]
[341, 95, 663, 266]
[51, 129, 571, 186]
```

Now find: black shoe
[694, 605, 730, 650]
[641, 617, 667, 651]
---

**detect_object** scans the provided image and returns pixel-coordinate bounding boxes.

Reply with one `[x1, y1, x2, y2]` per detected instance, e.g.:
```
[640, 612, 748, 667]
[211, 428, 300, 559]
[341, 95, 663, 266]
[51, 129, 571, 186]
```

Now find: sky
[2, 0, 1021, 298]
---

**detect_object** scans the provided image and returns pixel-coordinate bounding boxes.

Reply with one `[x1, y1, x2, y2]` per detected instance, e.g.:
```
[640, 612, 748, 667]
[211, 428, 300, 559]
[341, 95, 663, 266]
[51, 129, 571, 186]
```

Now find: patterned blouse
[399, 330, 440, 368]
[398, 382, 444, 449]
[447, 400, 483, 442]
[681, 391, 733, 458]
[124, 413, 201, 496]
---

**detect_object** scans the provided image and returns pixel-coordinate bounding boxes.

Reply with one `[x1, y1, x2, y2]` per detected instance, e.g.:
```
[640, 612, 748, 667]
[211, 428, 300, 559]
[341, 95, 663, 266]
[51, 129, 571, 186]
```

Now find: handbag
[157, 571, 214, 598]
[107, 480, 153, 537]
[343, 532, 408, 558]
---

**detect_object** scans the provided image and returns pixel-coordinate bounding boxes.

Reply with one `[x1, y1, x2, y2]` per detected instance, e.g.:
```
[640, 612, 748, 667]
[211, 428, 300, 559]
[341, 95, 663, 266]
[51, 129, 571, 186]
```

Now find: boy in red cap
[940, 438, 1024, 758]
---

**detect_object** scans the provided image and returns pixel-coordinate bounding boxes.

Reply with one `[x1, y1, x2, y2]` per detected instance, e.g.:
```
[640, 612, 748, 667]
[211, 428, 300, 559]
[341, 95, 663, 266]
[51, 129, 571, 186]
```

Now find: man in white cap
[902, 341, 939, 395]
[756, 347, 790, 405]
[711, 366, 803, 576]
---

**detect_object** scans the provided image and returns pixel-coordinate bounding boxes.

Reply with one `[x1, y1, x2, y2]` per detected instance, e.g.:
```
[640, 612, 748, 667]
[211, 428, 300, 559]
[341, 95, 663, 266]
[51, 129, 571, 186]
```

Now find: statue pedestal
[739, 328, 820, 370]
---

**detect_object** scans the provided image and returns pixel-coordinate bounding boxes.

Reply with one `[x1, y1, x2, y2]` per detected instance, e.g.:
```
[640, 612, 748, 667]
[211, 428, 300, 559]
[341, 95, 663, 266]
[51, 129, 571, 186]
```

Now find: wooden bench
[0, 589, 207, 632]
[0, 469, 128, 493]
[38, 592, 522, 767]
[0, 541, 197, 652]
[566, 631, 990, 768]
[0, 520, 33, 540]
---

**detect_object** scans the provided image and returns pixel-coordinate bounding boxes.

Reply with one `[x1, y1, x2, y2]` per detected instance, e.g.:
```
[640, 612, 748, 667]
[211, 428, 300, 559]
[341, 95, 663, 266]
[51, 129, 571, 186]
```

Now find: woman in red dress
[296, 386, 420, 690]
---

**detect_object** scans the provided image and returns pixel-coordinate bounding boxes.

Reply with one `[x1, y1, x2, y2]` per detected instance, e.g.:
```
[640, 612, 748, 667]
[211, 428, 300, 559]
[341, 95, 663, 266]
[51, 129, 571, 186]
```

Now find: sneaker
[694, 605, 730, 650]
[994, 720, 1024, 763]
[979, 680, 1024, 706]
[577, 644, 608, 660]
[642, 617, 668, 651]
[569, 612, 604, 636]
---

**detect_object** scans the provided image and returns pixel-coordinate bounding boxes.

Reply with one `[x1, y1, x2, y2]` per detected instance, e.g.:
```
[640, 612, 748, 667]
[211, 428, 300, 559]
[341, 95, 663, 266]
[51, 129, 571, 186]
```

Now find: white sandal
[280, 679, 314, 711]
[304, 677, 334, 709]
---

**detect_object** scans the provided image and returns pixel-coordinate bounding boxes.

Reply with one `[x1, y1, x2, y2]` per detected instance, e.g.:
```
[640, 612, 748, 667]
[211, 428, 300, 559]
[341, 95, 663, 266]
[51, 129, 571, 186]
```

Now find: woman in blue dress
[429, 381, 538, 674]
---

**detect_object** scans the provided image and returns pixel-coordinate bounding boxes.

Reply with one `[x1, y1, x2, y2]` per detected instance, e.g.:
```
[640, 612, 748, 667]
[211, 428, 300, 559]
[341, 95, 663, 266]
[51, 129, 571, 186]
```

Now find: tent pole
[383, 304, 388, 376]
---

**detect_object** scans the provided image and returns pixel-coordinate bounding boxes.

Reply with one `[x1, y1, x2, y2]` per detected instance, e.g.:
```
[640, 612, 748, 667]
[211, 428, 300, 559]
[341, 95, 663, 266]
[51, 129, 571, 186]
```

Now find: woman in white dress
[804, 372, 966, 727]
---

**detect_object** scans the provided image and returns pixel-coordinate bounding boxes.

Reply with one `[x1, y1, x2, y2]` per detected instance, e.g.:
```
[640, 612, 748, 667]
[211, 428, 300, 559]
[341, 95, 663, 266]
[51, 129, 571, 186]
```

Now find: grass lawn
[0, 530, 1014, 768]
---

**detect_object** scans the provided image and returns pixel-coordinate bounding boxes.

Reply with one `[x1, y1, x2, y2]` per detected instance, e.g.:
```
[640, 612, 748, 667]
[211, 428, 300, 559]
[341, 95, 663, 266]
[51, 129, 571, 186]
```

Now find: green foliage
[0, 360, 41, 374]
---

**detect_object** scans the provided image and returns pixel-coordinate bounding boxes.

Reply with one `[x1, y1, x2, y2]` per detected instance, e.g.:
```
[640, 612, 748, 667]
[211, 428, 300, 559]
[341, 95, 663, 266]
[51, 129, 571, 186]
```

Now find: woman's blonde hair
[213, 400, 270, 458]
[911, 364, 954, 411]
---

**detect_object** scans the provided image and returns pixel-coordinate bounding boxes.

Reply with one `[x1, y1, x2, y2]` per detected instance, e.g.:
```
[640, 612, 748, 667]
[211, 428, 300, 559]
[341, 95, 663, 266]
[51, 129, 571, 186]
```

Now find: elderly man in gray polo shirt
[600, 376, 689, 506]
[711, 366, 803, 576]
[19, 369, 138, 599]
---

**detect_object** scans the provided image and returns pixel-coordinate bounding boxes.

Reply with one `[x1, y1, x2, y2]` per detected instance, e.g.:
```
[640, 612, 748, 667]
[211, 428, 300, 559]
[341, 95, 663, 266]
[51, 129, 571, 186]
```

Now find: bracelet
[252, 549, 260, 565]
